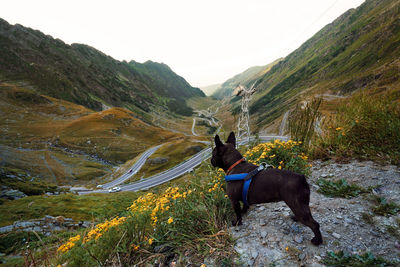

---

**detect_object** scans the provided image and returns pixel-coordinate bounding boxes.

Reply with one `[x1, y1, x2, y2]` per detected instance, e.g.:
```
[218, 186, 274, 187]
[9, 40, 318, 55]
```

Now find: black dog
[211, 132, 322, 245]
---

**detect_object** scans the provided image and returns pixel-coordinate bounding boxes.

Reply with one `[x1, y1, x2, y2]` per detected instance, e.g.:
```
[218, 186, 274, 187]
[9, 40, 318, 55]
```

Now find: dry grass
[0, 82, 184, 185]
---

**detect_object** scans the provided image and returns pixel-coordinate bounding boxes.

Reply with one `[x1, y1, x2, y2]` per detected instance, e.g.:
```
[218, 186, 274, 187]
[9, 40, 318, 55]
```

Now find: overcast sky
[1, 0, 364, 88]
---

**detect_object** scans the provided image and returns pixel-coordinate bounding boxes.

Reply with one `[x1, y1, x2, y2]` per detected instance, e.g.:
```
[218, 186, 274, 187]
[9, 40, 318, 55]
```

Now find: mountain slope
[212, 59, 281, 99]
[249, 0, 400, 125]
[0, 18, 204, 117]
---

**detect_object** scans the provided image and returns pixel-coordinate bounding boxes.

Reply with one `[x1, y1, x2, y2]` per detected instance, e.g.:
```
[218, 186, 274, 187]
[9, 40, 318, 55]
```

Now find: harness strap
[225, 164, 266, 206]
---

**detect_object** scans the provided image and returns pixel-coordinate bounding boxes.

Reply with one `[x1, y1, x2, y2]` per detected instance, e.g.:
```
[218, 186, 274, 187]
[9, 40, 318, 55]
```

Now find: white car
[108, 186, 121, 193]
[96, 185, 103, 188]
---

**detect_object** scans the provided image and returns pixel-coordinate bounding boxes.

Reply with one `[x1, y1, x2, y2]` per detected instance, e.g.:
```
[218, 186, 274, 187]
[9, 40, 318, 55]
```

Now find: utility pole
[234, 82, 257, 144]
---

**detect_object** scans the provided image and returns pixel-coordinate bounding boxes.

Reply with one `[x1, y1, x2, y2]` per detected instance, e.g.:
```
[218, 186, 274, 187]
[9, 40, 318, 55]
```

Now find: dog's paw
[231, 219, 242, 226]
[311, 237, 323, 246]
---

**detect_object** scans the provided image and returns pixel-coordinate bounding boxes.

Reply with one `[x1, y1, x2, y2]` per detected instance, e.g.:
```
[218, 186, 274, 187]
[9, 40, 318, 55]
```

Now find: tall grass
[56, 166, 235, 266]
[314, 91, 400, 164]
[288, 97, 322, 151]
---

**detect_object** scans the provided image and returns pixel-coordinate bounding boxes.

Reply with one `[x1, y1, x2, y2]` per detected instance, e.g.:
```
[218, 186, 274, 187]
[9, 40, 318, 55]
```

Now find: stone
[154, 244, 173, 253]
[259, 219, 266, 226]
[291, 224, 301, 234]
[1, 188, 27, 200]
[294, 235, 303, 244]
[251, 250, 259, 259]
[299, 253, 306, 261]
[259, 206, 265, 211]
[260, 231, 267, 238]
[332, 232, 341, 239]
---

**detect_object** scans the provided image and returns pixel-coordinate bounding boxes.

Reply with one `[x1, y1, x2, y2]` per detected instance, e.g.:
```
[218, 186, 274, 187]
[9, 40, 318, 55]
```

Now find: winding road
[78, 135, 288, 195]
[98, 145, 162, 189]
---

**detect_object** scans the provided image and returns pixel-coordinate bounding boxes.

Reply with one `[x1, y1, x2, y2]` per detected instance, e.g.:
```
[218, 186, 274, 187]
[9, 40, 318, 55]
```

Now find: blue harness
[225, 164, 266, 206]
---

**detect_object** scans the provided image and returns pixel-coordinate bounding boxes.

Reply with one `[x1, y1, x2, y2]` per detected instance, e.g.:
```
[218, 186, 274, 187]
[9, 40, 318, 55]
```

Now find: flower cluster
[57, 234, 81, 253]
[244, 139, 311, 176]
[83, 216, 126, 243]
[128, 187, 192, 227]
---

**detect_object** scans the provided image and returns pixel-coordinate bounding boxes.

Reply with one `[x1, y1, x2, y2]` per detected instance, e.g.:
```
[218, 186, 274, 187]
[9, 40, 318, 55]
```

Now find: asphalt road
[97, 145, 162, 189]
[78, 135, 288, 195]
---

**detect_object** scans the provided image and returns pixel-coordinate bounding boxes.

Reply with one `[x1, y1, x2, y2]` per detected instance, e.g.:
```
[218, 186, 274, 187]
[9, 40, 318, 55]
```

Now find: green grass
[0, 192, 141, 227]
[129, 139, 206, 181]
[323, 251, 397, 266]
[316, 178, 370, 198]
[313, 91, 400, 164]
[370, 196, 400, 216]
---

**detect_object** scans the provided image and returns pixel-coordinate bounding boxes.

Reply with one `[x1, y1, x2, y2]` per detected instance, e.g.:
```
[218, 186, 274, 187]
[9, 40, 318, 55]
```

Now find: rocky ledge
[0, 215, 94, 236]
[230, 160, 400, 266]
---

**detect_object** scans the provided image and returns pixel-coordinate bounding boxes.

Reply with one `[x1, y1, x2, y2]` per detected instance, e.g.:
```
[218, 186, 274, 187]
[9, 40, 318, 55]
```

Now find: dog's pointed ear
[226, 132, 236, 147]
[214, 135, 223, 148]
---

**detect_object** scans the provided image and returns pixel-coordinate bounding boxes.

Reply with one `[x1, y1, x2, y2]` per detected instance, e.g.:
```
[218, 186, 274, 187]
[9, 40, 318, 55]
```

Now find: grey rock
[154, 244, 173, 253]
[1, 189, 27, 200]
[299, 253, 306, 261]
[291, 224, 301, 234]
[251, 250, 259, 259]
[294, 235, 303, 244]
[0, 225, 14, 233]
[332, 232, 341, 239]
[260, 231, 267, 238]
[259, 219, 266, 226]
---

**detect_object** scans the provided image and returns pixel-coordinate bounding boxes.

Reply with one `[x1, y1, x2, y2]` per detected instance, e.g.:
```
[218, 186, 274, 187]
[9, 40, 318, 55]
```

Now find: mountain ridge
[0, 18, 204, 117]
[248, 0, 400, 126]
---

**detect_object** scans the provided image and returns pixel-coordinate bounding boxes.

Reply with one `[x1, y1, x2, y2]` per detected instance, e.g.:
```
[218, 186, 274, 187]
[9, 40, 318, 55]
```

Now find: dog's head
[211, 132, 242, 170]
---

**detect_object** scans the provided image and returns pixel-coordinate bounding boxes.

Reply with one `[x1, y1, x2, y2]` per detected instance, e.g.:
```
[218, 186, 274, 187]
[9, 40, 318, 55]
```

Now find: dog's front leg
[230, 199, 242, 226]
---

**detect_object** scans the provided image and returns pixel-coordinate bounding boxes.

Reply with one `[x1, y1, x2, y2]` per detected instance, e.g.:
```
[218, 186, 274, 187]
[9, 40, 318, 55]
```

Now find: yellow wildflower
[148, 238, 153, 245]
[167, 217, 174, 224]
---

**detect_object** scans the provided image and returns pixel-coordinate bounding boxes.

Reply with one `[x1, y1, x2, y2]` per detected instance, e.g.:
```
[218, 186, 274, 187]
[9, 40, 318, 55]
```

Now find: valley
[0, 0, 400, 265]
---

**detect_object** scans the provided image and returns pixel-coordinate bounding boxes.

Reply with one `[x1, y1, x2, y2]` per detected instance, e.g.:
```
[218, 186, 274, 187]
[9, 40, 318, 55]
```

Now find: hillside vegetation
[0, 18, 204, 117]
[0, 82, 185, 185]
[248, 0, 400, 126]
[212, 59, 281, 100]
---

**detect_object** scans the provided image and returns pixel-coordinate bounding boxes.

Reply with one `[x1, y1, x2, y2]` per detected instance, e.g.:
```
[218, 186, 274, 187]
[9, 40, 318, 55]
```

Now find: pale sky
[1, 0, 364, 88]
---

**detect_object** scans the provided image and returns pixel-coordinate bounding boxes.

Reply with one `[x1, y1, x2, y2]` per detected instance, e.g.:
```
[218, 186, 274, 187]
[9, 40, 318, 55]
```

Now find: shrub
[56, 167, 234, 265]
[316, 178, 370, 198]
[244, 139, 311, 176]
[370, 196, 400, 216]
[314, 92, 400, 164]
[323, 251, 397, 266]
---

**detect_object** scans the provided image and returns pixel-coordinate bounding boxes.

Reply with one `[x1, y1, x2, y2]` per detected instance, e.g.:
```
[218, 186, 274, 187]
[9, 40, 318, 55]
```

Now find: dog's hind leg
[286, 200, 323, 246]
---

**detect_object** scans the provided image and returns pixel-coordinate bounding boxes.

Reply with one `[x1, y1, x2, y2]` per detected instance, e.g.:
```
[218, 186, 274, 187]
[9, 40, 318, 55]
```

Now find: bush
[323, 251, 397, 266]
[314, 92, 400, 164]
[56, 167, 234, 266]
[316, 178, 370, 198]
[244, 139, 311, 176]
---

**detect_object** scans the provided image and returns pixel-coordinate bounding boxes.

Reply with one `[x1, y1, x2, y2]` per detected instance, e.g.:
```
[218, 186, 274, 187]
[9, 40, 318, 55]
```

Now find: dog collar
[226, 158, 245, 174]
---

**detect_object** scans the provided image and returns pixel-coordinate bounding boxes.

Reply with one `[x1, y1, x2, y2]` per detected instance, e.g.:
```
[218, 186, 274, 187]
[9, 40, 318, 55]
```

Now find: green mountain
[249, 0, 400, 126]
[0, 18, 204, 117]
[211, 59, 282, 100]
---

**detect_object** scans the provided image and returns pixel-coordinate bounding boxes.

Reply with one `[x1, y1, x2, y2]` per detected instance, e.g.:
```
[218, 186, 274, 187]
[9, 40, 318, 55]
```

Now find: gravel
[229, 160, 400, 266]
